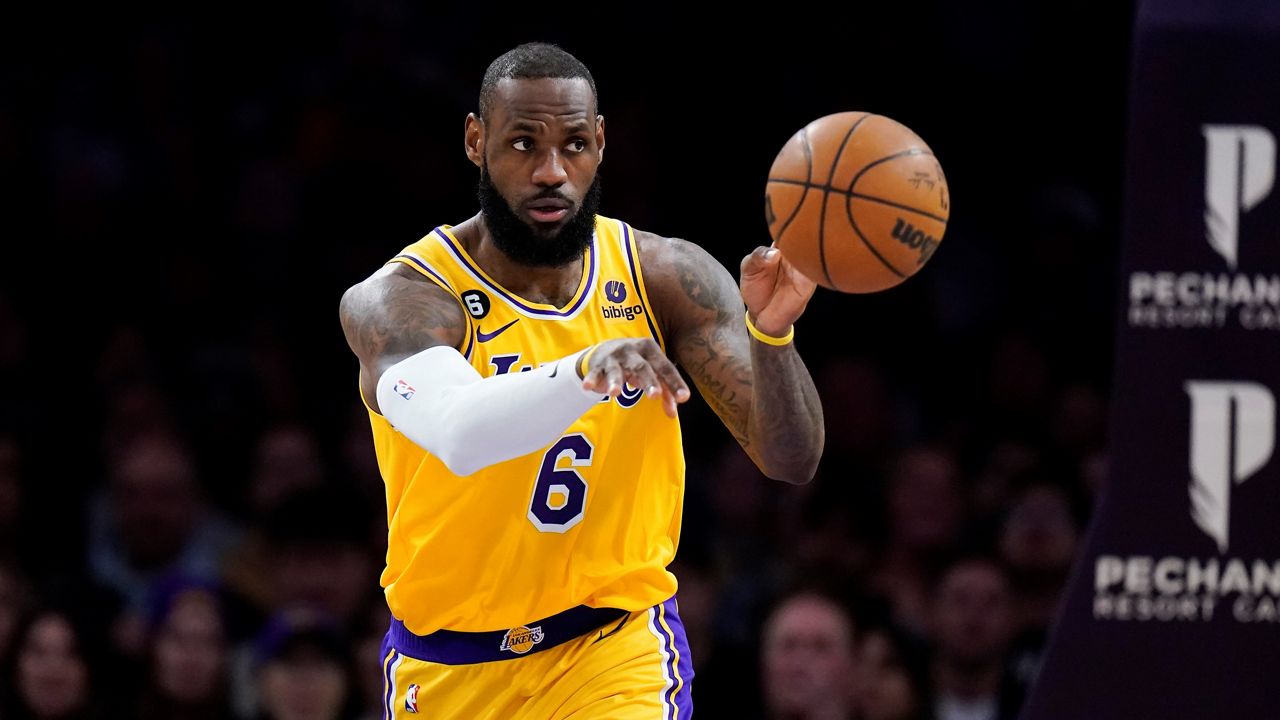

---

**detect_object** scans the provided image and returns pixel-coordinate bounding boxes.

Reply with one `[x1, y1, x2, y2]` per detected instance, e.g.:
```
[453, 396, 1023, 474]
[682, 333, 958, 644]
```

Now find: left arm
[639, 232, 824, 484]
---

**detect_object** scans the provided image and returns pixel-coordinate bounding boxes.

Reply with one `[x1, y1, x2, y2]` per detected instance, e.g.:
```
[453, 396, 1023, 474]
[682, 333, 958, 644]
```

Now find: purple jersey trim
[432, 227, 598, 319]
[393, 253, 474, 359]
[394, 253, 455, 291]
[621, 222, 664, 347]
[658, 596, 695, 717]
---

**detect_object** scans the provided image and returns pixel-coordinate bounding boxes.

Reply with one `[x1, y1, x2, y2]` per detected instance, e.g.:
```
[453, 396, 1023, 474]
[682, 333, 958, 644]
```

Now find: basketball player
[339, 42, 824, 719]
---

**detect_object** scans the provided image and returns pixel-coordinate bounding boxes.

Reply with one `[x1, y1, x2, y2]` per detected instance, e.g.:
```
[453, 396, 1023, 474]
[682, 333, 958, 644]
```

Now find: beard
[477, 163, 602, 268]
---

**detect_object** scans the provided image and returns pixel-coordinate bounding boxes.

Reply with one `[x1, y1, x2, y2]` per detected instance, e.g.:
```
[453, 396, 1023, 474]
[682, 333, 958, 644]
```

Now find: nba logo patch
[405, 683, 420, 713]
[394, 379, 416, 400]
[499, 625, 545, 655]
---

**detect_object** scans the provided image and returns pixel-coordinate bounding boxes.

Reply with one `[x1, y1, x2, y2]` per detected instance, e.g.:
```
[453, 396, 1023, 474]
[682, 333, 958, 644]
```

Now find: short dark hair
[479, 42, 597, 123]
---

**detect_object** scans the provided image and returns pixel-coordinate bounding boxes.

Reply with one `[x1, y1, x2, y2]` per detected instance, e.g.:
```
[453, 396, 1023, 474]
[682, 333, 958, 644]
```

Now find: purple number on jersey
[527, 434, 593, 533]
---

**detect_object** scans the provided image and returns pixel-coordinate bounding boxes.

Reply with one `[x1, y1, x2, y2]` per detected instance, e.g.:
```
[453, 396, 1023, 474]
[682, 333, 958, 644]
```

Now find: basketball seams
[817, 112, 871, 288]
[843, 200, 908, 279]
[766, 178, 948, 224]
[835, 147, 943, 281]
[774, 128, 813, 243]
[846, 148, 932, 191]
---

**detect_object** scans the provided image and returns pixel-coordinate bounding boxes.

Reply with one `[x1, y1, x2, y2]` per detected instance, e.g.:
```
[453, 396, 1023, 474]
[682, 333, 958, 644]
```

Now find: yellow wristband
[745, 311, 794, 346]
[577, 343, 601, 378]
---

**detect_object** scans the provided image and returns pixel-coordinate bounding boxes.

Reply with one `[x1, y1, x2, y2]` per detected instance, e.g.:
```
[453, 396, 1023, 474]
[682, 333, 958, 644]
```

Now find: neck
[454, 214, 585, 307]
[933, 656, 1003, 701]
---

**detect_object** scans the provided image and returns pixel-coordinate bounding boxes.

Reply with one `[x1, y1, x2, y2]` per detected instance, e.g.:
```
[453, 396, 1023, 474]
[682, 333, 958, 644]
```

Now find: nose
[531, 148, 568, 187]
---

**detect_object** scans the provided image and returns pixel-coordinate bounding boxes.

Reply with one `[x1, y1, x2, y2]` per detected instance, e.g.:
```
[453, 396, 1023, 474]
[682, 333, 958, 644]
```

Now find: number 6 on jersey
[528, 434, 593, 533]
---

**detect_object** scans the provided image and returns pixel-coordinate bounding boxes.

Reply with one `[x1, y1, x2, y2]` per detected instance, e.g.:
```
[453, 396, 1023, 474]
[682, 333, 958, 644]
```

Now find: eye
[567, 138, 588, 153]
[512, 138, 533, 151]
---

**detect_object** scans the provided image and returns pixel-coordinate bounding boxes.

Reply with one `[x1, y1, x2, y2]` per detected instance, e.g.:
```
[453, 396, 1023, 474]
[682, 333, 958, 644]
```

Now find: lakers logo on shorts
[499, 625, 545, 655]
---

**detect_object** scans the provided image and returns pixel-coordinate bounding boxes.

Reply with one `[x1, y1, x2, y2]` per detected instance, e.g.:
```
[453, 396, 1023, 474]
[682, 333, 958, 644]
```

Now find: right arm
[339, 263, 468, 415]
[339, 264, 690, 475]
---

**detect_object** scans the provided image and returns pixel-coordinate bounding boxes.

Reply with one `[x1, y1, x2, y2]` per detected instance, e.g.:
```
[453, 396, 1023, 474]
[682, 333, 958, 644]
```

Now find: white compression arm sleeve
[374, 345, 601, 476]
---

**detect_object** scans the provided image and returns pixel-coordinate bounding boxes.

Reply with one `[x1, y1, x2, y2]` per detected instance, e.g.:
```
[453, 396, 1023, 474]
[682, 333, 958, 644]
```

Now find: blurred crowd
[0, 323, 1108, 719]
[0, 3, 1127, 719]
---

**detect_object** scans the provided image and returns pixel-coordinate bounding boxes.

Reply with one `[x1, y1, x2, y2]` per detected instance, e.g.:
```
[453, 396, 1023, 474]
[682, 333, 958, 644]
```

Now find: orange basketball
[765, 112, 950, 293]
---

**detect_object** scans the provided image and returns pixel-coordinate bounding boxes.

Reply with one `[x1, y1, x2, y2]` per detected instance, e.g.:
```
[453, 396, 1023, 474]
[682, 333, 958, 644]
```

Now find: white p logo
[1203, 125, 1275, 269]
[1185, 381, 1276, 553]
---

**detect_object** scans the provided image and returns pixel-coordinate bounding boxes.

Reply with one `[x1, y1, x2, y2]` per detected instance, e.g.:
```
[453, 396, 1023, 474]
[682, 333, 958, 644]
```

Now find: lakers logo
[499, 625, 545, 654]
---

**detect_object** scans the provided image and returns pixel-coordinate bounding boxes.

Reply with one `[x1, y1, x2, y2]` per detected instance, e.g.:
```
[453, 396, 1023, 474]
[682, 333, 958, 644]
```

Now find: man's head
[109, 434, 201, 570]
[466, 43, 605, 267]
[888, 445, 965, 553]
[930, 555, 1014, 671]
[761, 591, 857, 719]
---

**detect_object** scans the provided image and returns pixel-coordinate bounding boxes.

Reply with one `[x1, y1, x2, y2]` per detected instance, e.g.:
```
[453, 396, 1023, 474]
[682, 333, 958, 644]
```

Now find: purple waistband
[387, 605, 629, 665]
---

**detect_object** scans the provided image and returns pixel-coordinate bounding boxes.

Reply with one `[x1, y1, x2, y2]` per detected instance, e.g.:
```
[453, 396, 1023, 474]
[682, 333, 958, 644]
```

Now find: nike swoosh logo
[592, 614, 630, 645]
[476, 319, 519, 343]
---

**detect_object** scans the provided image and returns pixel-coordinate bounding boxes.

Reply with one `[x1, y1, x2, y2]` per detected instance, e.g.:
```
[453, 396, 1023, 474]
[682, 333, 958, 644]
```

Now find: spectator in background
[249, 425, 325, 514]
[262, 486, 377, 629]
[2, 605, 112, 719]
[927, 556, 1021, 720]
[971, 442, 1039, 519]
[1047, 384, 1107, 462]
[856, 624, 927, 720]
[136, 579, 233, 720]
[254, 611, 356, 720]
[761, 591, 857, 720]
[704, 445, 783, 651]
[87, 433, 238, 656]
[873, 447, 967, 637]
[998, 479, 1081, 688]
[223, 425, 330, 612]
[816, 358, 894, 479]
[670, 554, 759, 718]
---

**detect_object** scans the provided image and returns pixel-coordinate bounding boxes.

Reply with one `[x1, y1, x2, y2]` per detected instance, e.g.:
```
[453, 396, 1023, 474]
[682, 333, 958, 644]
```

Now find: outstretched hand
[739, 245, 817, 337]
[579, 337, 690, 418]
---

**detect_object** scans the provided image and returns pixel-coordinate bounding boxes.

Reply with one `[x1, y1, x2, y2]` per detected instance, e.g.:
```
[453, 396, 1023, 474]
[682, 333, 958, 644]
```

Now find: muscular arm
[339, 263, 468, 415]
[638, 232, 824, 484]
[339, 264, 602, 475]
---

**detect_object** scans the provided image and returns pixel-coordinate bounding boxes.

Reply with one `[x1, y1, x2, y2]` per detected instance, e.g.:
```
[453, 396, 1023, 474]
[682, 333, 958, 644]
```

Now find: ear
[596, 114, 606, 163]
[465, 113, 484, 168]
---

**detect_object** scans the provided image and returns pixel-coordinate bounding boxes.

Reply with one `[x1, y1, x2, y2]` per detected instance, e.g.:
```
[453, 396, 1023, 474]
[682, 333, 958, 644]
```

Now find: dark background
[0, 2, 1133, 718]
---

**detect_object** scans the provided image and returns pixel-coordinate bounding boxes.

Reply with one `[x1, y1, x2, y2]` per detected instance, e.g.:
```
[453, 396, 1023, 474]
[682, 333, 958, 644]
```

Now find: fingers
[623, 359, 661, 399]
[641, 344, 690, 408]
[579, 340, 691, 417]
[626, 357, 678, 417]
[740, 245, 782, 276]
[602, 358, 626, 397]
[637, 345, 689, 418]
[581, 350, 616, 395]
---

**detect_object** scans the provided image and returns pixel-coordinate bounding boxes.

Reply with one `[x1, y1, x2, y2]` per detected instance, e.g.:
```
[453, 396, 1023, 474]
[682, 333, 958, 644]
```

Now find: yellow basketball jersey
[363, 215, 684, 635]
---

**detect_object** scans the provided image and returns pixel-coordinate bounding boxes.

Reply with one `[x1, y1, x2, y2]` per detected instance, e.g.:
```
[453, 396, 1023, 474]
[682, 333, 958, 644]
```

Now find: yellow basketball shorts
[378, 596, 693, 719]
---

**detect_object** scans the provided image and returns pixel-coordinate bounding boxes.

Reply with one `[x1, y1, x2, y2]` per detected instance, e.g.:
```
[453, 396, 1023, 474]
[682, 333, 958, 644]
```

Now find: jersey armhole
[357, 372, 386, 419]
[620, 221, 667, 353]
[386, 254, 476, 360]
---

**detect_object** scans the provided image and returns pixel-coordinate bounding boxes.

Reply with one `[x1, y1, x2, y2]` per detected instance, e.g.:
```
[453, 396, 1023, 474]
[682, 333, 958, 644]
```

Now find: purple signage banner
[1022, 1, 1280, 718]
